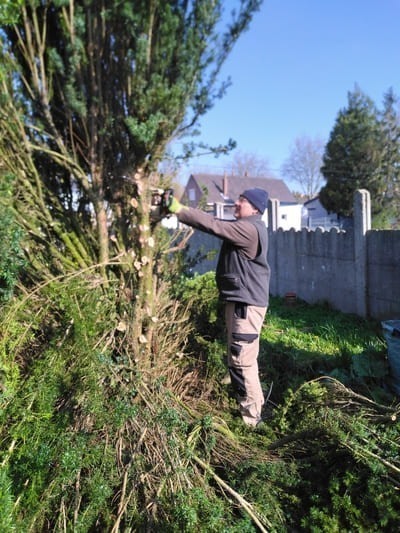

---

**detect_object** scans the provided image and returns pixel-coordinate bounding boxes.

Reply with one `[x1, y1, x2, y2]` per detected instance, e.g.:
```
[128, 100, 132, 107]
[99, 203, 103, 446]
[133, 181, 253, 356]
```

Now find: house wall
[302, 200, 334, 228]
[182, 175, 204, 207]
[301, 197, 348, 230]
[302, 197, 331, 220]
[277, 204, 302, 231]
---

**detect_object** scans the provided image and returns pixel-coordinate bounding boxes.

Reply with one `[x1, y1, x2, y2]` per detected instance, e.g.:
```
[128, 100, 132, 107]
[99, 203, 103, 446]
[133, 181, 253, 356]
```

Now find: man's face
[234, 195, 259, 219]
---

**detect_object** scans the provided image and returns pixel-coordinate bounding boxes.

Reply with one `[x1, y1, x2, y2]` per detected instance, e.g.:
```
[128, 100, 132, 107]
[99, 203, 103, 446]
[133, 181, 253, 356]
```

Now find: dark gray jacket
[177, 208, 270, 307]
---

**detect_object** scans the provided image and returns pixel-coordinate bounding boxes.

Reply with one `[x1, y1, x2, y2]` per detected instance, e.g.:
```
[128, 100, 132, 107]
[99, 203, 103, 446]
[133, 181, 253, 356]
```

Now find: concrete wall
[268, 226, 359, 314]
[184, 231, 221, 275]
[367, 230, 400, 319]
[183, 190, 400, 320]
[268, 190, 400, 320]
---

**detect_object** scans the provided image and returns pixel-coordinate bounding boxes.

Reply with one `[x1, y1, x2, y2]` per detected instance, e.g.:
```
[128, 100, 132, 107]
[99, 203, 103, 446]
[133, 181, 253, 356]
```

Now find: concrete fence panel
[367, 230, 400, 319]
[268, 190, 400, 320]
[269, 226, 359, 315]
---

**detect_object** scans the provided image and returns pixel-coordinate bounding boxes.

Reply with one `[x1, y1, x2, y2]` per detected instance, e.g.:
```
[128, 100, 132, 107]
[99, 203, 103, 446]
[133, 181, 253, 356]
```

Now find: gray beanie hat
[241, 188, 268, 213]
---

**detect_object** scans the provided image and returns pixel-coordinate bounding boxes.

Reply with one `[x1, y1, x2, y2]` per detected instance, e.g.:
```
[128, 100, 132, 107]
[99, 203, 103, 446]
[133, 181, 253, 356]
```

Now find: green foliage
[1, 271, 399, 531]
[0, 0, 262, 280]
[259, 297, 386, 403]
[320, 86, 385, 218]
[0, 174, 25, 302]
[176, 272, 222, 334]
[161, 487, 256, 532]
[156, 277, 400, 531]
[1, 272, 269, 530]
[0, 466, 15, 532]
[0, 277, 125, 529]
[319, 85, 400, 227]
[0, 0, 22, 25]
[168, 488, 226, 532]
[377, 88, 400, 228]
[252, 297, 400, 531]
[175, 272, 226, 377]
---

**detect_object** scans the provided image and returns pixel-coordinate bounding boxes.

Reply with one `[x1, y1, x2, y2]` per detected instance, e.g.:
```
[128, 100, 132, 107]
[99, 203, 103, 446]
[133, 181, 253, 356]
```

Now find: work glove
[166, 195, 185, 214]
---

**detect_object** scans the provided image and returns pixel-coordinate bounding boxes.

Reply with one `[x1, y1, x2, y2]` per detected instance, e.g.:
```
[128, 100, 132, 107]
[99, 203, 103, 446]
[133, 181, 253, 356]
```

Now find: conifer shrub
[0, 277, 122, 530]
[175, 272, 226, 379]
[0, 173, 25, 302]
[0, 271, 274, 531]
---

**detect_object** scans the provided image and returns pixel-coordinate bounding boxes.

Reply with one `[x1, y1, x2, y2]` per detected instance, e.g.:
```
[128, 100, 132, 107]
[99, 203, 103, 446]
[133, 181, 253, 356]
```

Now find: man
[167, 187, 270, 427]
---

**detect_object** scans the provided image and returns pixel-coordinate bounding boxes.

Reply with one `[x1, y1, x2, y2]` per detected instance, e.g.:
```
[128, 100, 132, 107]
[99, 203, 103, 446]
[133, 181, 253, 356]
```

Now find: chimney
[223, 173, 228, 197]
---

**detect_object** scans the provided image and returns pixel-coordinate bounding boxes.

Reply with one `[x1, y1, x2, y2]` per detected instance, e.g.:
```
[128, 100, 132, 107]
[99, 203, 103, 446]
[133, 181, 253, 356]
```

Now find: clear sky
[175, 0, 400, 186]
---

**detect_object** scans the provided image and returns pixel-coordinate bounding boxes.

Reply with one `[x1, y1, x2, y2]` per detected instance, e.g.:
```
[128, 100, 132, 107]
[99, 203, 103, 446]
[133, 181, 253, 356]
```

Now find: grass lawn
[259, 296, 393, 406]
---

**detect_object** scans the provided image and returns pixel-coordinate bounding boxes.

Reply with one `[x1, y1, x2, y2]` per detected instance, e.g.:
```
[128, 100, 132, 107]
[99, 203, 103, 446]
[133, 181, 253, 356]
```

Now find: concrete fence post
[353, 189, 371, 317]
[268, 198, 279, 231]
[267, 198, 280, 295]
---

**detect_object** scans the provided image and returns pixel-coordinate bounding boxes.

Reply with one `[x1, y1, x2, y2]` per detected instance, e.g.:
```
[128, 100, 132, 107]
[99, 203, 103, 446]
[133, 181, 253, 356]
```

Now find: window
[188, 188, 196, 201]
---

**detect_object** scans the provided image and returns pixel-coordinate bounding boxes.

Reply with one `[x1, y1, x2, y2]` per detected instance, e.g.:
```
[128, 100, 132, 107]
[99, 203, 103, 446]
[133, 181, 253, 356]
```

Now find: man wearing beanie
[167, 187, 270, 428]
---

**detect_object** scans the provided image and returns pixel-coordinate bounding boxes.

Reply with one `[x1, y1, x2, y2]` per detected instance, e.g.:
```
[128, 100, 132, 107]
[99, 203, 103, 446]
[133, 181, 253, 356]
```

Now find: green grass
[259, 296, 390, 405]
[178, 273, 394, 407]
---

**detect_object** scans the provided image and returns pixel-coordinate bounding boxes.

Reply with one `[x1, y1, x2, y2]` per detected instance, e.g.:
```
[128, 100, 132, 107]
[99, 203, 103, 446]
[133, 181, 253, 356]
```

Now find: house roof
[188, 173, 298, 205]
[303, 195, 320, 207]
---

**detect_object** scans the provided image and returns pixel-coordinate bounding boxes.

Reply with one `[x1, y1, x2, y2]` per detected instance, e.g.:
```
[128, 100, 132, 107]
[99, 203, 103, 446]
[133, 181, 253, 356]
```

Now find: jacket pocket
[217, 274, 241, 292]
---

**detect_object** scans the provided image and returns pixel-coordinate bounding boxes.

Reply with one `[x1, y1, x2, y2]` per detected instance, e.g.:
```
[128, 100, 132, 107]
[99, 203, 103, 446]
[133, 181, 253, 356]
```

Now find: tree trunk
[94, 199, 109, 275]
[132, 170, 156, 368]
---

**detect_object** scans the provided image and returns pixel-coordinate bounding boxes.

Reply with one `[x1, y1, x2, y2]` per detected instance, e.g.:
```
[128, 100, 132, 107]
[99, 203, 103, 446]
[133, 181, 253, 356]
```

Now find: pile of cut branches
[264, 376, 400, 530]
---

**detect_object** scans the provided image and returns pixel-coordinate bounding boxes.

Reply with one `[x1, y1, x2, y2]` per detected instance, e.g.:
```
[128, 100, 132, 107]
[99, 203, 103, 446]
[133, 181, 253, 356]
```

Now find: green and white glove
[167, 196, 185, 214]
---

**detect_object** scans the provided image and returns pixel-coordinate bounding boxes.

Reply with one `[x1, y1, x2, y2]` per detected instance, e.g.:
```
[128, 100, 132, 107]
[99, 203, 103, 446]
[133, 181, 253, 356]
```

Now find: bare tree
[281, 136, 325, 198]
[226, 150, 273, 177]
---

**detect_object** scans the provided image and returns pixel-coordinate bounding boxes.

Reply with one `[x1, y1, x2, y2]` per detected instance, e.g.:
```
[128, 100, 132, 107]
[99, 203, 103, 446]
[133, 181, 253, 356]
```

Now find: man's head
[234, 188, 268, 219]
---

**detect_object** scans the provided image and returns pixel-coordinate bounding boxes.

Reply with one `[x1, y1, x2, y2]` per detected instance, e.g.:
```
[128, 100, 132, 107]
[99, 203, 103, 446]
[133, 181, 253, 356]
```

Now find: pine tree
[377, 88, 400, 227]
[320, 86, 385, 218]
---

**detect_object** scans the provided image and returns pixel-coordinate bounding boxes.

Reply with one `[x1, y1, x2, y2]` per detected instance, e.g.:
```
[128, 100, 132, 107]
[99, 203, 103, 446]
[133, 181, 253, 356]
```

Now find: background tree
[319, 86, 386, 219]
[0, 0, 262, 361]
[376, 88, 400, 228]
[281, 135, 325, 198]
[225, 149, 273, 177]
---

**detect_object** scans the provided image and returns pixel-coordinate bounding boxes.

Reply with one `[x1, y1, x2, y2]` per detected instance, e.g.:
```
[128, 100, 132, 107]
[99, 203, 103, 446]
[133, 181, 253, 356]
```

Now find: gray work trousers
[225, 302, 267, 427]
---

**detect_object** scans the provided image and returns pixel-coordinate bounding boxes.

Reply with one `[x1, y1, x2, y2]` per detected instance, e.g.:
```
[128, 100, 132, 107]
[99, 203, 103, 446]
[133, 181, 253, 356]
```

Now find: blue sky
[176, 0, 400, 186]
